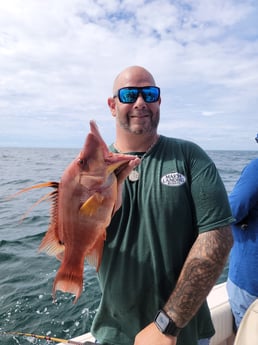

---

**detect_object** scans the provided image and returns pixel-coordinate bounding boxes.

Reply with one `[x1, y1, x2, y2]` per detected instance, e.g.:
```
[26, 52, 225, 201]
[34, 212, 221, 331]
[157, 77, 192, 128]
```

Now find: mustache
[129, 110, 152, 117]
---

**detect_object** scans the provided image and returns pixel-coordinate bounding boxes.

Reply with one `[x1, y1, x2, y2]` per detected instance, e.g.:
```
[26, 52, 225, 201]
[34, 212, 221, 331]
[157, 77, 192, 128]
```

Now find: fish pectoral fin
[79, 192, 105, 216]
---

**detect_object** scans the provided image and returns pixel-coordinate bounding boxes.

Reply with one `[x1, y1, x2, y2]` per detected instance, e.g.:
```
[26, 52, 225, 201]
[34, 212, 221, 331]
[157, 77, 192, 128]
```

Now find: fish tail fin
[53, 261, 84, 304]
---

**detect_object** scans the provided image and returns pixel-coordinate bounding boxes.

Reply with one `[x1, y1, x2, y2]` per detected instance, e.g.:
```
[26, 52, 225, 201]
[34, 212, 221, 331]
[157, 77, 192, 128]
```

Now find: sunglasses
[114, 86, 160, 104]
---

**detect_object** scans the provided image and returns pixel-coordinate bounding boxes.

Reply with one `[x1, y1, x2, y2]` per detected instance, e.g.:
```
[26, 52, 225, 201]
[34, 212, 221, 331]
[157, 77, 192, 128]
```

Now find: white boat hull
[208, 282, 235, 345]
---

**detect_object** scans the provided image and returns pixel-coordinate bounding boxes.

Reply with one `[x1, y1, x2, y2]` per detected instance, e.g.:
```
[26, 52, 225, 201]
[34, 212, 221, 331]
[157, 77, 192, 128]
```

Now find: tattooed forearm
[164, 225, 233, 328]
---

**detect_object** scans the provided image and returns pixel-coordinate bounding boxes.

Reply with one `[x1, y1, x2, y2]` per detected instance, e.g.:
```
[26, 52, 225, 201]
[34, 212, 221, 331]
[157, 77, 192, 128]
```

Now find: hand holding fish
[115, 156, 141, 184]
[113, 157, 141, 212]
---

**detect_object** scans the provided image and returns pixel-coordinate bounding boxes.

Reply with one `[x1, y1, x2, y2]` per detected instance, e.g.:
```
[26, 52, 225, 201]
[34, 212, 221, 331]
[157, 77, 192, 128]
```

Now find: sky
[0, 0, 258, 150]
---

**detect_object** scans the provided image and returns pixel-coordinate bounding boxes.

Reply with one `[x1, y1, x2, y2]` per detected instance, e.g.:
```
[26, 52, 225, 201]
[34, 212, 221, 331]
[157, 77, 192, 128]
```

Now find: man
[91, 66, 234, 345]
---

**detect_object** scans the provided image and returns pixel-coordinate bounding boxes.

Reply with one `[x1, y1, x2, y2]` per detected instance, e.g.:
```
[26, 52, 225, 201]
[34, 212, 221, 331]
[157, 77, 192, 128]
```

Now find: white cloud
[0, 0, 257, 149]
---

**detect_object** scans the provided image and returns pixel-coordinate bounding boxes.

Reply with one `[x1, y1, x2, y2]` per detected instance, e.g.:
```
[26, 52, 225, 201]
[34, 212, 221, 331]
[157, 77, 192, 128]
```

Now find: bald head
[113, 66, 156, 95]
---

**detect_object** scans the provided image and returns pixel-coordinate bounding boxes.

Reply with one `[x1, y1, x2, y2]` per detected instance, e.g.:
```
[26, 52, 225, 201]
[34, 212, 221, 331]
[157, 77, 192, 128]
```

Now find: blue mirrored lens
[119, 89, 139, 103]
[141, 87, 160, 102]
[117, 87, 160, 103]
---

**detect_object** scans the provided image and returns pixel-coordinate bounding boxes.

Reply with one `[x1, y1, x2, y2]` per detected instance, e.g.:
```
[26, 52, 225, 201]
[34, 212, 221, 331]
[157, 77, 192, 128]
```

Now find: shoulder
[161, 135, 198, 146]
[160, 135, 212, 161]
[246, 158, 258, 169]
[241, 158, 258, 178]
[161, 135, 204, 150]
[230, 158, 258, 198]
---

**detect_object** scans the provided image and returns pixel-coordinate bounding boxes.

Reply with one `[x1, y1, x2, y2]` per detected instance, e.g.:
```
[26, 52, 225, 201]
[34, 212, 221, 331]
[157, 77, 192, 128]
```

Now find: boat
[57, 282, 236, 345]
[255, 133, 258, 143]
[207, 282, 235, 345]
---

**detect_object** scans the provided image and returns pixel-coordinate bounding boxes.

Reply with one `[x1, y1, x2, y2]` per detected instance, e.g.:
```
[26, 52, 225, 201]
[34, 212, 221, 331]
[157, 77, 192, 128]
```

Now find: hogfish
[15, 121, 138, 303]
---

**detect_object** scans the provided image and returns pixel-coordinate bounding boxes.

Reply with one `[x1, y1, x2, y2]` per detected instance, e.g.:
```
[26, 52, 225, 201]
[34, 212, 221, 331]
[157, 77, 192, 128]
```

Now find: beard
[117, 109, 160, 135]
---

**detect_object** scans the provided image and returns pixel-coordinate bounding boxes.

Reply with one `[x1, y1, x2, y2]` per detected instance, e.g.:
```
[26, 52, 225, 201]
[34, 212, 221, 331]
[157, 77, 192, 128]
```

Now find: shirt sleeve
[187, 144, 234, 232]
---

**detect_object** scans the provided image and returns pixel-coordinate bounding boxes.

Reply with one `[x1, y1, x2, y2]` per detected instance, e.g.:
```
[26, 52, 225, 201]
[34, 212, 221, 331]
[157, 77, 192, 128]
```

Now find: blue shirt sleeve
[229, 159, 258, 223]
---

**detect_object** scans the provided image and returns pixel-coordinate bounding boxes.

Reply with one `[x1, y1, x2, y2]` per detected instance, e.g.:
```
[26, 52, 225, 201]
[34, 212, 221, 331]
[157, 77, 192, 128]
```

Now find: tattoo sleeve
[164, 226, 233, 328]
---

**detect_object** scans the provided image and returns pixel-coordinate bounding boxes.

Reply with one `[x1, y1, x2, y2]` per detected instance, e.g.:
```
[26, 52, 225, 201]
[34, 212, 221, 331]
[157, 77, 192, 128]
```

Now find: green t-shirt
[91, 135, 234, 345]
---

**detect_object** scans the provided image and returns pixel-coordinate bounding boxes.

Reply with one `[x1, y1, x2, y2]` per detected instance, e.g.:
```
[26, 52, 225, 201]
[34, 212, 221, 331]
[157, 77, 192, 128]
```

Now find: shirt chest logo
[161, 172, 186, 187]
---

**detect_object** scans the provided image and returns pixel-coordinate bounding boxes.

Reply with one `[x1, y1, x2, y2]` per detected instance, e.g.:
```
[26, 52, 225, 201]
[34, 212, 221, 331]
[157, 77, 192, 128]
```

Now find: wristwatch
[154, 309, 182, 337]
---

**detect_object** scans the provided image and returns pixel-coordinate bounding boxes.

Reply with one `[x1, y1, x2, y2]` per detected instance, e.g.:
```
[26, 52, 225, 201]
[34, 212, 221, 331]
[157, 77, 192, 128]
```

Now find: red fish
[15, 121, 138, 302]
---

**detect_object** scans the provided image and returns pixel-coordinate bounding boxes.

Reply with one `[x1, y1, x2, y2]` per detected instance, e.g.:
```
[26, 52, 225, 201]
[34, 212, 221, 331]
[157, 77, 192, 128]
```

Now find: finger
[116, 158, 141, 184]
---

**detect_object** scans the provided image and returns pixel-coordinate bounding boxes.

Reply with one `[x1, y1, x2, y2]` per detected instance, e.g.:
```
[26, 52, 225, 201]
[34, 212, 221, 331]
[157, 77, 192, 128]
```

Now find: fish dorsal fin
[20, 190, 57, 222]
[8, 181, 59, 222]
[38, 187, 64, 259]
[79, 192, 104, 216]
[9, 182, 59, 198]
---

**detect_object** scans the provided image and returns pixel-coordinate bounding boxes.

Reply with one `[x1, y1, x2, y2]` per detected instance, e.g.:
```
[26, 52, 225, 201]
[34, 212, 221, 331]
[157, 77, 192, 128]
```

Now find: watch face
[156, 311, 170, 330]
[155, 310, 182, 337]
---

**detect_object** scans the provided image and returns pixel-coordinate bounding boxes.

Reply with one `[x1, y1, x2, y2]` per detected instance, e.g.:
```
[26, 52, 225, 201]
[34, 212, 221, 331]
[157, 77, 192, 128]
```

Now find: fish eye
[77, 157, 89, 170]
[78, 158, 85, 165]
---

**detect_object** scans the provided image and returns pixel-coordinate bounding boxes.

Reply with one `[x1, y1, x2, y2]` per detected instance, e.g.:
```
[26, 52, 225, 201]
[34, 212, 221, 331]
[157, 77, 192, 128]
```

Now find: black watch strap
[154, 309, 182, 337]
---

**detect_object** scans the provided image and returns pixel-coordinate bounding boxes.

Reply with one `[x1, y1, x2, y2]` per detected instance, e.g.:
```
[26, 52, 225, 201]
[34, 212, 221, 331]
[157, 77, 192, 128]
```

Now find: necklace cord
[113, 135, 160, 182]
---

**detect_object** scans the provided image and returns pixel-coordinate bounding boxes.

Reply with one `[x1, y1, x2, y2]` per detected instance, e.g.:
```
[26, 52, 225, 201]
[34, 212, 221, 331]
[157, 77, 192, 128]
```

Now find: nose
[134, 92, 146, 107]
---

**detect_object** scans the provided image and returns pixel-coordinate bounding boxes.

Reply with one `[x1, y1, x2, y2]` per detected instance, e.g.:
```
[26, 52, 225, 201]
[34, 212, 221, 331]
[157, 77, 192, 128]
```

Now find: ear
[108, 97, 116, 117]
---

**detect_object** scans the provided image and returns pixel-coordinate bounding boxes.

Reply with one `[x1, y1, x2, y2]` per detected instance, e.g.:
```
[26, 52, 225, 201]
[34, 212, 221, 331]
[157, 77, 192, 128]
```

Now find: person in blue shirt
[227, 158, 258, 329]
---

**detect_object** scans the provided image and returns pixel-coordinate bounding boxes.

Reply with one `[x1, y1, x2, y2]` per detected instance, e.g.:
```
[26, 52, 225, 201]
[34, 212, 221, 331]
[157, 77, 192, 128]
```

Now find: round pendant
[129, 169, 139, 182]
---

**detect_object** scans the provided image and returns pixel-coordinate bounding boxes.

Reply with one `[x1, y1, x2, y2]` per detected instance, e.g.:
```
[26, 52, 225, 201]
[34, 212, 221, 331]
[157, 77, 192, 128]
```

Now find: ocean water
[0, 147, 257, 344]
